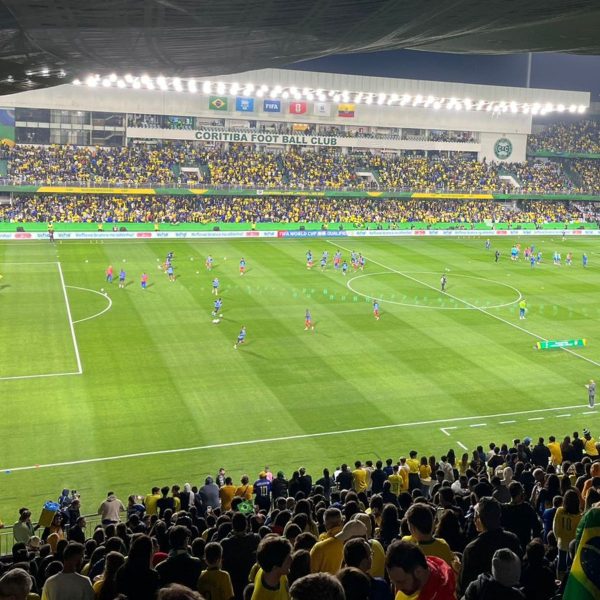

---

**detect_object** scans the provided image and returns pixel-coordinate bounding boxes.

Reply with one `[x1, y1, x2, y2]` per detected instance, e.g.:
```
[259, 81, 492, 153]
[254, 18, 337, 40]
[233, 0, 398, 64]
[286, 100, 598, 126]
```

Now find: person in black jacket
[271, 472, 289, 500]
[531, 438, 551, 468]
[459, 497, 522, 595]
[336, 464, 353, 491]
[297, 468, 312, 497]
[156, 525, 202, 590]
[501, 482, 543, 550]
[462, 548, 525, 600]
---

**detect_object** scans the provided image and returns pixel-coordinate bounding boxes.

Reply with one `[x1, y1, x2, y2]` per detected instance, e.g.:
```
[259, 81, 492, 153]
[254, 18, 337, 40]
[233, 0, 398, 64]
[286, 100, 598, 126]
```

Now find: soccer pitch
[1, 236, 599, 517]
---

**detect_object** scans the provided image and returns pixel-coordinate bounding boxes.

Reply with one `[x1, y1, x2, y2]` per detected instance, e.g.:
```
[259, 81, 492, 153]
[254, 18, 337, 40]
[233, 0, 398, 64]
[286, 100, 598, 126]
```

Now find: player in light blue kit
[537, 251, 542, 263]
[212, 277, 220, 295]
[485, 239, 491, 250]
[530, 255, 536, 268]
[212, 298, 223, 318]
[320, 256, 327, 271]
[234, 326, 246, 349]
[342, 261, 348, 276]
[167, 264, 175, 281]
[583, 253, 588, 268]
[119, 268, 126, 288]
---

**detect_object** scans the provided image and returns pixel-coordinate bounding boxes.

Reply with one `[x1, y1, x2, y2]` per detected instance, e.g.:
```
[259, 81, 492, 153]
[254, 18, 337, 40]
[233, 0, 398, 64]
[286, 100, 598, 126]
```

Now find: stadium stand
[0, 430, 597, 599]
[528, 120, 600, 155]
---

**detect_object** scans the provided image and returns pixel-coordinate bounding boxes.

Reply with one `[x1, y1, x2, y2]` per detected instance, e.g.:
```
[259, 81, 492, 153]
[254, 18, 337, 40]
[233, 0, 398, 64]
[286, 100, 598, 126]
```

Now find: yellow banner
[36, 186, 156, 195]
[412, 192, 494, 200]
[366, 191, 383, 197]
[189, 189, 209, 195]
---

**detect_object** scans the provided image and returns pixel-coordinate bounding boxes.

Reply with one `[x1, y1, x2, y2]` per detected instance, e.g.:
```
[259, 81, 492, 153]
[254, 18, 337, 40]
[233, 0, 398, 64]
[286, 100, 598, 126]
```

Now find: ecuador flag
[563, 507, 600, 599]
[338, 103, 355, 118]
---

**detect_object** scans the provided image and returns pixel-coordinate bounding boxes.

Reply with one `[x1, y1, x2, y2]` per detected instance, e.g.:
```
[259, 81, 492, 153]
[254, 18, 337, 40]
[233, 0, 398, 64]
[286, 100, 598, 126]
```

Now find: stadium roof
[0, 1, 600, 95]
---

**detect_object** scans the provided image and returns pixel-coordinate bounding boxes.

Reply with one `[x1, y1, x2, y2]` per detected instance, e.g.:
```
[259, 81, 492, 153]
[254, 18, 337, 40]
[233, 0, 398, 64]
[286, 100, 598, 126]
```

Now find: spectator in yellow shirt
[144, 487, 161, 517]
[252, 536, 292, 600]
[547, 436, 562, 466]
[388, 466, 403, 497]
[197, 542, 235, 600]
[553, 490, 582, 579]
[219, 477, 238, 512]
[352, 461, 368, 494]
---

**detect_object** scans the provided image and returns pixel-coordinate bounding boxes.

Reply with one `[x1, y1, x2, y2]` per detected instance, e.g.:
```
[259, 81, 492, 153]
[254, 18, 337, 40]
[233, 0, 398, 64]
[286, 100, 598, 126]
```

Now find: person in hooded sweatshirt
[462, 548, 525, 600]
[97, 491, 125, 526]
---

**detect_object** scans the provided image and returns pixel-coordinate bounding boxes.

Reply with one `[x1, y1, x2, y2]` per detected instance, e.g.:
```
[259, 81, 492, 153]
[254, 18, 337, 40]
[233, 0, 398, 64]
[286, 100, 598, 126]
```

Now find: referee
[585, 380, 596, 408]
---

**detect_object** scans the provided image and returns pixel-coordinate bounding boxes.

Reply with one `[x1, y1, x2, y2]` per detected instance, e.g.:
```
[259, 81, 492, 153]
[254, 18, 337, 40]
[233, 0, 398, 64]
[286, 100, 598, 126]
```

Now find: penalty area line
[2, 402, 589, 473]
[326, 241, 600, 370]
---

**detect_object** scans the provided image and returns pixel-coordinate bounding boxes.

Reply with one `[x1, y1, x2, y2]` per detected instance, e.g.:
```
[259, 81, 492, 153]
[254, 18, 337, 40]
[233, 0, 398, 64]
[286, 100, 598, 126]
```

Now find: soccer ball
[100, 288, 105, 293]
[212, 318, 221, 324]
[196, 271, 200, 274]
[85, 259, 88, 263]
[122, 259, 126, 263]
[157, 264, 162, 269]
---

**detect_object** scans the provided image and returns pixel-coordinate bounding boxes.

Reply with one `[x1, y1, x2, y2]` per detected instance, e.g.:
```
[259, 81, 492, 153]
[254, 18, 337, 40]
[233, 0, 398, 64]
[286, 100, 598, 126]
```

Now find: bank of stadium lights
[71, 74, 588, 114]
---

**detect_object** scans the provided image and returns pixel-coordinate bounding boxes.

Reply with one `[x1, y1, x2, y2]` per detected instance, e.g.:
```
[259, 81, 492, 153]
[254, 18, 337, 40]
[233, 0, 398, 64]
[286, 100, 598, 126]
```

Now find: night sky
[291, 51, 600, 100]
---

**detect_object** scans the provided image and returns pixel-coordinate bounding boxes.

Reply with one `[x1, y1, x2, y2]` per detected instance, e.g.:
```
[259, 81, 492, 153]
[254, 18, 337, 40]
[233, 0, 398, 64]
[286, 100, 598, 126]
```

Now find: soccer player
[373, 300, 380, 321]
[566, 252, 572, 266]
[118, 268, 126, 288]
[320, 255, 327, 271]
[333, 251, 341, 270]
[510, 246, 518, 261]
[304, 309, 314, 331]
[306, 250, 313, 269]
[206, 255, 213, 271]
[494, 250, 500, 263]
[213, 298, 223, 318]
[359, 254, 365, 270]
[141, 272, 148, 290]
[530, 255, 536, 268]
[583, 253, 588, 268]
[519, 299, 527, 320]
[239, 258, 246, 276]
[537, 251, 542, 263]
[106, 265, 113, 284]
[167, 264, 175, 281]
[485, 239, 491, 250]
[585, 380, 596, 408]
[342, 261, 348, 276]
[234, 326, 246, 349]
[440, 274, 447, 292]
[212, 277, 219, 295]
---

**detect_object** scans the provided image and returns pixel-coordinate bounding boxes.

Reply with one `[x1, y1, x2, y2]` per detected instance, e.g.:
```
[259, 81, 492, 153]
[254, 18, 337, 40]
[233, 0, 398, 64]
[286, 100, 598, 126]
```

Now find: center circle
[346, 271, 522, 310]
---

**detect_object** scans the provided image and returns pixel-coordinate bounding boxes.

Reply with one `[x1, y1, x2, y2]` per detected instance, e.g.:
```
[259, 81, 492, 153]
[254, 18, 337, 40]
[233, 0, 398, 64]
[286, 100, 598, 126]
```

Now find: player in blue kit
[537, 251, 542, 263]
[234, 326, 246, 349]
[205, 255, 213, 271]
[167, 264, 175, 281]
[118, 268, 126, 288]
[239, 258, 246, 276]
[373, 300, 380, 321]
[305, 309, 314, 331]
[583, 253, 588, 267]
[212, 277, 219, 295]
[342, 261, 348, 276]
[485, 239, 491, 250]
[212, 298, 223, 318]
[530, 255, 536, 268]
[359, 254, 365, 270]
[320, 256, 327, 271]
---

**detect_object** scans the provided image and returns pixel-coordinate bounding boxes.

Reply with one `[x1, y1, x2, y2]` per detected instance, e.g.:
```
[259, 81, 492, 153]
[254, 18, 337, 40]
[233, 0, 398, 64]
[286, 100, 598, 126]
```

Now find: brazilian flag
[564, 507, 600, 599]
[209, 96, 228, 111]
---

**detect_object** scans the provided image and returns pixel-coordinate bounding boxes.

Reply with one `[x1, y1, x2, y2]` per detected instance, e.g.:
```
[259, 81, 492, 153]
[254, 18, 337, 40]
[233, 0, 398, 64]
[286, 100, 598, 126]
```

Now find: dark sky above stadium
[292, 51, 600, 100]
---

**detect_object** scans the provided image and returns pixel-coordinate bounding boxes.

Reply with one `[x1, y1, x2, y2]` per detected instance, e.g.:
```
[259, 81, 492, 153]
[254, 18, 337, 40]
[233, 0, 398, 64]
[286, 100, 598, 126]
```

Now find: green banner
[536, 339, 587, 350]
[528, 150, 600, 159]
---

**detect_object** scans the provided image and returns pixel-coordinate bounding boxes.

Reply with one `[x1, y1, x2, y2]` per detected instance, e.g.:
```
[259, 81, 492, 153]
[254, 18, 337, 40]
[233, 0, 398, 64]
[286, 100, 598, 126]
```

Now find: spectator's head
[62, 542, 85, 572]
[204, 542, 222, 568]
[492, 548, 521, 587]
[508, 481, 524, 502]
[151, 486, 160, 494]
[475, 497, 502, 532]
[232, 512, 248, 533]
[337, 567, 371, 600]
[386, 540, 430, 597]
[169, 525, 190, 551]
[161, 486, 170, 497]
[256, 536, 293, 575]
[0, 567, 33, 600]
[405, 504, 434, 538]
[157, 584, 206, 600]
[343, 538, 372, 572]
[288, 550, 311, 586]
[563, 489, 580, 515]
[290, 573, 345, 600]
[525, 539, 545, 567]
[323, 508, 342, 531]
[335, 520, 367, 543]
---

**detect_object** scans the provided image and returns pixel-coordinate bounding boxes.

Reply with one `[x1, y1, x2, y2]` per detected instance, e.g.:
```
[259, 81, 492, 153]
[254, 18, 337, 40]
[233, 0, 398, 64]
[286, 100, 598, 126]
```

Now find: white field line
[556, 414, 571, 418]
[327, 241, 600, 369]
[67, 286, 113, 324]
[56, 262, 83, 374]
[528, 417, 544, 421]
[0, 370, 82, 382]
[1, 262, 59, 265]
[470, 423, 487, 428]
[499, 420, 516, 424]
[456, 441, 468, 450]
[1, 403, 591, 472]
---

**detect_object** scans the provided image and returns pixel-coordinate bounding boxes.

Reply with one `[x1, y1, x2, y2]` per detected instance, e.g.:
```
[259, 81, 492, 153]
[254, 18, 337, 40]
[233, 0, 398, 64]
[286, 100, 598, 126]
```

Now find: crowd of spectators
[508, 161, 575, 194]
[528, 120, 600, 154]
[3, 142, 600, 194]
[0, 430, 599, 600]
[0, 196, 587, 225]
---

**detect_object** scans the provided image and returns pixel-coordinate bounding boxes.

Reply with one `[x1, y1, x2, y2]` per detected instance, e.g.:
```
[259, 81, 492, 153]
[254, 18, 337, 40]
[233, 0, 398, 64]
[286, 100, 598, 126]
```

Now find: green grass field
[1, 236, 599, 519]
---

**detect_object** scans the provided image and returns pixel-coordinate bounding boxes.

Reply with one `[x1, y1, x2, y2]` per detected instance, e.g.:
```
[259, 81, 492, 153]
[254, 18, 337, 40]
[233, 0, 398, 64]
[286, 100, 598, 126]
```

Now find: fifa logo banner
[235, 97, 255, 112]
[263, 99, 281, 113]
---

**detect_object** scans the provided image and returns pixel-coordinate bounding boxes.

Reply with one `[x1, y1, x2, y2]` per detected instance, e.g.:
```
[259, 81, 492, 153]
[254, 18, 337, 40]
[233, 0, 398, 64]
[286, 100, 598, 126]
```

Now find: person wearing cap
[13, 509, 36, 544]
[585, 379, 596, 407]
[462, 548, 525, 600]
[309, 508, 344, 574]
[386, 540, 455, 600]
[351, 513, 386, 578]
